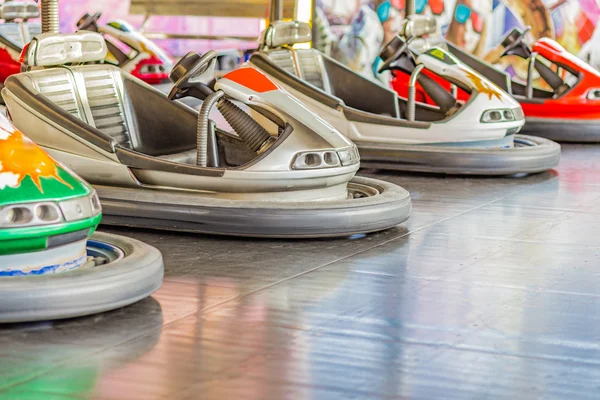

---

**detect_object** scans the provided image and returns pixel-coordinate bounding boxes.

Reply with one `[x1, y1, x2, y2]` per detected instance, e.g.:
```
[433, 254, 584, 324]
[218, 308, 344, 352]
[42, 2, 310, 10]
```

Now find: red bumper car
[393, 26, 600, 143]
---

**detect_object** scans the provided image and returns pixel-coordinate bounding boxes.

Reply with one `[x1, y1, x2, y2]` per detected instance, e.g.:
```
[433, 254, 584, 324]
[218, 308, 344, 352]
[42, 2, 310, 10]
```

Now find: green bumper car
[0, 115, 164, 322]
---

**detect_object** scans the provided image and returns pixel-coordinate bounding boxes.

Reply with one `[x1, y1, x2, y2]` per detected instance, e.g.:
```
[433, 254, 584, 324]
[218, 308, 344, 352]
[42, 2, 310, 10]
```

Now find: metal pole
[407, 64, 425, 122]
[526, 52, 537, 99]
[270, 0, 283, 22]
[41, 0, 59, 34]
[406, 0, 415, 17]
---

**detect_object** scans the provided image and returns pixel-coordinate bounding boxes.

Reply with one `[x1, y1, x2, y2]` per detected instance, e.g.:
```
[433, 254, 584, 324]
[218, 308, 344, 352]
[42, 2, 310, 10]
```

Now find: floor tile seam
[483, 204, 596, 213]
[403, 275, 600, 298]
[411, 335, 600, 368]
[175, 374, 404, 400]
[432, 232, 600, 249]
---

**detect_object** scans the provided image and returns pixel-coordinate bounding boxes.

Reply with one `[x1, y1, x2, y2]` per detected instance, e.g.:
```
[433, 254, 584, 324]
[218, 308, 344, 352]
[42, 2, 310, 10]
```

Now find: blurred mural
[58, 0, 262, 56]
[314, 0, 600, 79]
[31, 0, 600, 75]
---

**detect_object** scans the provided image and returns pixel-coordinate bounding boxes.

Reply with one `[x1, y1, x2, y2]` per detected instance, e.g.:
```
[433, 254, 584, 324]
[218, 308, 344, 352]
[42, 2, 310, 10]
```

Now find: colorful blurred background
[53, 0, 600, 71]
[58, 0, 264, 55]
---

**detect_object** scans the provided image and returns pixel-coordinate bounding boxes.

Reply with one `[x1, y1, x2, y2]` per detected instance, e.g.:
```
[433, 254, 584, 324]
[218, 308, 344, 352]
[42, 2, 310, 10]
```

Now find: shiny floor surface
[3, 144, 600, 399]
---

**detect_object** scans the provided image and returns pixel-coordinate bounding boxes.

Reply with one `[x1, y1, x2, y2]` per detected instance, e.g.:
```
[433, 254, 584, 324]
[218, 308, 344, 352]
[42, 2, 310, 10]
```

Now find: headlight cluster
[480, 109, 516, 123]
[587, 89, 600, 100]
[0, 191, 101, 228]
[139, 64, 169, 74]
[292, 146, 360, 170]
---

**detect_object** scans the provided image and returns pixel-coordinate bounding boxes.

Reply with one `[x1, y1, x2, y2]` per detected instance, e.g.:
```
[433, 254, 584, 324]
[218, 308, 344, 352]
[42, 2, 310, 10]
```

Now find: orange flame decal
[462, 68, 504, 102]
[0, 127, 71, 193]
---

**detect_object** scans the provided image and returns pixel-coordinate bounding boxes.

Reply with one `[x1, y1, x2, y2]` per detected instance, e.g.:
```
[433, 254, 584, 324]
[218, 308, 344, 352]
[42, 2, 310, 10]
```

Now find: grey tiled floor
[2, 144, 600, 399]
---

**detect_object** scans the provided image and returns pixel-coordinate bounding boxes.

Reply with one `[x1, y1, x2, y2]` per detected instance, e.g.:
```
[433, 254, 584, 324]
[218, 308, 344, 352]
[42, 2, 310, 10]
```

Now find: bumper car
[249, 21, 560, 175]
[393, 17, 600, 143]
[0, 113, 163, 323]
[77, 12, 174, 85]
[0, 1, 40, 88]
[2, 32, 411, 238]
[447, 27, 600, 143]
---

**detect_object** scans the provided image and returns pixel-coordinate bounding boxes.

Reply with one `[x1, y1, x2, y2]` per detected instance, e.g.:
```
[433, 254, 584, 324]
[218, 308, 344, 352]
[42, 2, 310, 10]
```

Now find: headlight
[587, 89, 600, 100]
[0, 202, 62, 228]
[292, 150, 341, 170]
[481, 109, 516, 123]
[337, 146, 360, 166]
[139, 64, 168, 74]
[90, 190, 102, 215]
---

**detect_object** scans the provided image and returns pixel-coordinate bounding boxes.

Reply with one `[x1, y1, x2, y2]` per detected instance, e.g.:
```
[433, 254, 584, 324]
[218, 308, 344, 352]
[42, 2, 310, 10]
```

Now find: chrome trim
[408, 64, 425, 122]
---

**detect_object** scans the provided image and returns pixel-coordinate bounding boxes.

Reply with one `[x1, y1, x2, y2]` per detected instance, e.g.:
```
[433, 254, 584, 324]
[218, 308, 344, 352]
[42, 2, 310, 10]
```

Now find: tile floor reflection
[2, 144, 600, 399]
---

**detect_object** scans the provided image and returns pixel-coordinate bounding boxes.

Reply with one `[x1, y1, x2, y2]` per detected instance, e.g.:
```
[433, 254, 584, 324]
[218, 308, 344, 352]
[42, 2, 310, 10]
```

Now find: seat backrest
[19, 32, 137, 149]
[260, 20, 331, 92]
[0, 22, 25, 48]
[264, 48, 331, 93]
[0, 22, 41, 54]
[72, 65, 134, 148]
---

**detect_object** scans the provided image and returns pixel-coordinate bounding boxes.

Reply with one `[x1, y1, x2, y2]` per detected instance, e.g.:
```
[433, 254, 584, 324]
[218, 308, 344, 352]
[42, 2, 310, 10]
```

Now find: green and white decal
[0, 117, 102, 274]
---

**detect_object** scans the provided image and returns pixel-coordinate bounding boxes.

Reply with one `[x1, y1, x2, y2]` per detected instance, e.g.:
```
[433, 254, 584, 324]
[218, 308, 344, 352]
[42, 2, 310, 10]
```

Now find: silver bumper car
[248, 20, 560, 176]
[2, 32, 411, 237]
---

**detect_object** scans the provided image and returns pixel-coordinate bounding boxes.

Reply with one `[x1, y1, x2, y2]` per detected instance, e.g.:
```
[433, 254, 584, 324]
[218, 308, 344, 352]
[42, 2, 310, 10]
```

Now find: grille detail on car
[267, 50, 297, 76]
[296, 50, 326, 90]
[80, 69, 131, 148]
[35, 71, 83, 120]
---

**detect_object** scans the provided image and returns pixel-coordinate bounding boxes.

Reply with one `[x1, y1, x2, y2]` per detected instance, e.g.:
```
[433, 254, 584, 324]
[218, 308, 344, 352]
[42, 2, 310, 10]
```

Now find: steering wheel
[168, 50, 219, 101]
[500, 27, 531, 58]
[77, 12, 101, 31]
[378, 35, 410, 74]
